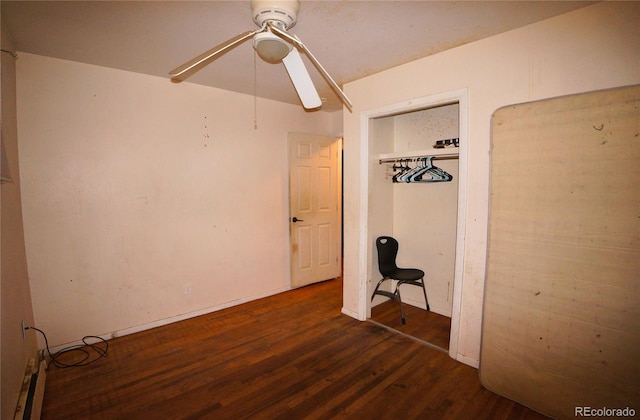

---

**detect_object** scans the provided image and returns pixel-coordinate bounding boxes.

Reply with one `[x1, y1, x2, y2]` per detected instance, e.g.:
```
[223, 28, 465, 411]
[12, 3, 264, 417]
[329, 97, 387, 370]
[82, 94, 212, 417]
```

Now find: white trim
[358, 88, 469, 361]
[336, 136, 344, 281]
[286, 132, 293, 288]
[341, 306, 360, 319]
[449, 89, 469, 363]
[457, 353, 480, 369]
[46, 286, 291, 354]
[357, 112, 371, 321]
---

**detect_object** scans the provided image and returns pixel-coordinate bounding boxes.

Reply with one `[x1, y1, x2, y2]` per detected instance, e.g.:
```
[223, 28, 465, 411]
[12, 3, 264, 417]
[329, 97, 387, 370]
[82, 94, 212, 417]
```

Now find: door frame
[357, 88, 468, 361]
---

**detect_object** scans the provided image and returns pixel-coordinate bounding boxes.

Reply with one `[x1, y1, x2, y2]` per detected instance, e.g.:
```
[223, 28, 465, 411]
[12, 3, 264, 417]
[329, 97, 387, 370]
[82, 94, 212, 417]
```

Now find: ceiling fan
[169, 0, 352, 111]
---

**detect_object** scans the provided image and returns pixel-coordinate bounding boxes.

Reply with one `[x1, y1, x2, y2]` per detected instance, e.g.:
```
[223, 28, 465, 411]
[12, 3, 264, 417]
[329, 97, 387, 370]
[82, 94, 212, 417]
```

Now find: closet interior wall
[369, 103, 459, 317]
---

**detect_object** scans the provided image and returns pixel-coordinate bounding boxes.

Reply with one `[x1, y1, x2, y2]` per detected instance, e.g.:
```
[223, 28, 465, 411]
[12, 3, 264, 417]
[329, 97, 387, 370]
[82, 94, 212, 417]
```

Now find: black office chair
[371, 236, 430, 325]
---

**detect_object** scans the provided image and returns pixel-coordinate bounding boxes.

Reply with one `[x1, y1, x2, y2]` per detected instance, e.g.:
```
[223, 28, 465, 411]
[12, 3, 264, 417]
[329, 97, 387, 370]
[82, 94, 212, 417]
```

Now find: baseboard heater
[14, 358, 46, 420]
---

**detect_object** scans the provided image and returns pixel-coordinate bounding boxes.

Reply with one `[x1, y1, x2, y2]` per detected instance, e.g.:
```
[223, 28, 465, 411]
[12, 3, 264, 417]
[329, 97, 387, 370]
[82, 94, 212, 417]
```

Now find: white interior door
[289, 133, 341, 288]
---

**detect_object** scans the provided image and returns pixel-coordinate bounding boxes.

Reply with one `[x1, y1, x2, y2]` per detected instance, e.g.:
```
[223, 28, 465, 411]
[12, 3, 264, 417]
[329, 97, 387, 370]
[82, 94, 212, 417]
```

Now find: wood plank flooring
[370, 299, 451, 351]
[41, 278, 548, 419]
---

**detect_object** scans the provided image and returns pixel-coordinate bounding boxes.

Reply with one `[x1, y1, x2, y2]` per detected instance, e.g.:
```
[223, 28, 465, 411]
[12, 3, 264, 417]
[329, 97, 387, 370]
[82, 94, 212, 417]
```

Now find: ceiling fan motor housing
[251, 0, 299, 29]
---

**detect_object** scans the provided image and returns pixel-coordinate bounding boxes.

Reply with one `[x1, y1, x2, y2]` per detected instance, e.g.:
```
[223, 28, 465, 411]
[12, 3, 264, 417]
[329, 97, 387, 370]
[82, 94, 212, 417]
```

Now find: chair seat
[389, 268, 424, 281]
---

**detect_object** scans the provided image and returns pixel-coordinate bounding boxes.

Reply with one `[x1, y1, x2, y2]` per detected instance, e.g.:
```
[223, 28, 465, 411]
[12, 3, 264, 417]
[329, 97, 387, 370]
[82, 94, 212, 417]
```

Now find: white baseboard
[455, 353, 479, 368]
[341, 306, 362, 320]
[48, 286, 291, 354]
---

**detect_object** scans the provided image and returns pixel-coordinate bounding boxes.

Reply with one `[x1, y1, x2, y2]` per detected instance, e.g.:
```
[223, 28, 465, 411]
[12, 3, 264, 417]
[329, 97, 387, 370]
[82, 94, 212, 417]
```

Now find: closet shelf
[378, 148, 459, 163]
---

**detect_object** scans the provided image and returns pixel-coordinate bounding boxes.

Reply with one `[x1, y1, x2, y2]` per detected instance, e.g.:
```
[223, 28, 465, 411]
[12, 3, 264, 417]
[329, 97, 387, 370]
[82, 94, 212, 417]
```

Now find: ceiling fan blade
[282, 48, 322, 110]
[169, 29, 261, 82]
[268, 23, 353, 111]
[282, 47, 322, 109]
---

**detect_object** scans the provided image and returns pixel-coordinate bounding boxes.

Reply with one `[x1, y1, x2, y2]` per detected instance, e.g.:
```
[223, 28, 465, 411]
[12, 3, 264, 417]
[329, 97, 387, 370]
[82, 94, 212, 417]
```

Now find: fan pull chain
[254, 50, 258, 130]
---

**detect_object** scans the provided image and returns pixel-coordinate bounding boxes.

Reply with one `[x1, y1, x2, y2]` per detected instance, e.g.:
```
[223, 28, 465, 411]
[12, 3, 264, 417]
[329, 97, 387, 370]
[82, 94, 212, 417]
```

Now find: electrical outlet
[184, 284, 192, 295]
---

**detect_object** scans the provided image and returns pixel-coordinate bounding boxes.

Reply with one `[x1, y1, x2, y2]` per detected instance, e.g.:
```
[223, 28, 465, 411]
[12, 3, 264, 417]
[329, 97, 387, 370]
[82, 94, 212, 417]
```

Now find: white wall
[16, 53, 335, 348]
[391, 105, 459, 316]
[1, 23, 39, 420]
[342, 2, 640, 367]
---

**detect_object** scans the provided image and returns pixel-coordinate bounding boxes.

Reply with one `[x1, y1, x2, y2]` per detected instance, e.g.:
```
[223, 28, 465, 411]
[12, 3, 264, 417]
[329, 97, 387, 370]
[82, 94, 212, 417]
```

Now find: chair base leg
[396, 287, 406, 325]
[374, 277, 431, 325]
[420, 278, 430, 312]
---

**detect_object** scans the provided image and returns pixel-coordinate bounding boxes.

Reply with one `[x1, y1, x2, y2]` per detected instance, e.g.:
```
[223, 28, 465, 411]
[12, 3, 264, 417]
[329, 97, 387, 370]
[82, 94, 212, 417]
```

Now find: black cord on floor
[27, 327, 109, 369]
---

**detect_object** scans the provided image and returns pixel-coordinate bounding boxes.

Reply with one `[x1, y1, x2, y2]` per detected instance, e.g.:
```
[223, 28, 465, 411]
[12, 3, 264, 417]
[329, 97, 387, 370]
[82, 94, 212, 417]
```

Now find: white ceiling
[2, 1, 594, 111]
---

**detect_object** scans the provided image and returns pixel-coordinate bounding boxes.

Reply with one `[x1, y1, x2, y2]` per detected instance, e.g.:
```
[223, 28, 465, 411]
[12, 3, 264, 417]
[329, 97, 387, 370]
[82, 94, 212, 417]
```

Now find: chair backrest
[376, 236, 399, 277]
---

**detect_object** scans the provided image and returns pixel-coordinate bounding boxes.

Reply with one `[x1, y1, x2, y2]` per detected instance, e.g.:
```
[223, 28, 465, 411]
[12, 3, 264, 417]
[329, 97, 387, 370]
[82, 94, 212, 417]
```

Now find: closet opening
[359, 89, 468, 359]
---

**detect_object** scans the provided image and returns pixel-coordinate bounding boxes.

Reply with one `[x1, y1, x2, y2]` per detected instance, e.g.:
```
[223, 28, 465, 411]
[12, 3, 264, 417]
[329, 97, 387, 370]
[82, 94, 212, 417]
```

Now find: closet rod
[379, 155, 458, 164]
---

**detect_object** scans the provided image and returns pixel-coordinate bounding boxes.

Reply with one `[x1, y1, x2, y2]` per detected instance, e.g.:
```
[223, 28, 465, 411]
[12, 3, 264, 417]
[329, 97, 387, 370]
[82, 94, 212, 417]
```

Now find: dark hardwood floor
[370, 299, 451, 351]
[41, 278, 547, 419]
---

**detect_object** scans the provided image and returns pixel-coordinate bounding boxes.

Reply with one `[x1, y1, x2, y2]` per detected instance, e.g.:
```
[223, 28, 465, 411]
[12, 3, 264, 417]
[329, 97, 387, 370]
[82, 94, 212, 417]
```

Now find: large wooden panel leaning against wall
[482, 85, 640, 420]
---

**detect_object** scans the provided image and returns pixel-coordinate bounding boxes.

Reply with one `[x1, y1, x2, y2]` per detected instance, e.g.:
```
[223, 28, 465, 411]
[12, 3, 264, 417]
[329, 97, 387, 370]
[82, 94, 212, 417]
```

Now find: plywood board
[481, 85, 640, 419]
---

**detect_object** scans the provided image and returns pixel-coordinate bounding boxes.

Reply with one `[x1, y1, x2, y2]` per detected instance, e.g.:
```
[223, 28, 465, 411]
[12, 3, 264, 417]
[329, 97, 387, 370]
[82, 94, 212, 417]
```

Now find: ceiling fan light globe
[253, 32, 292, 63]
